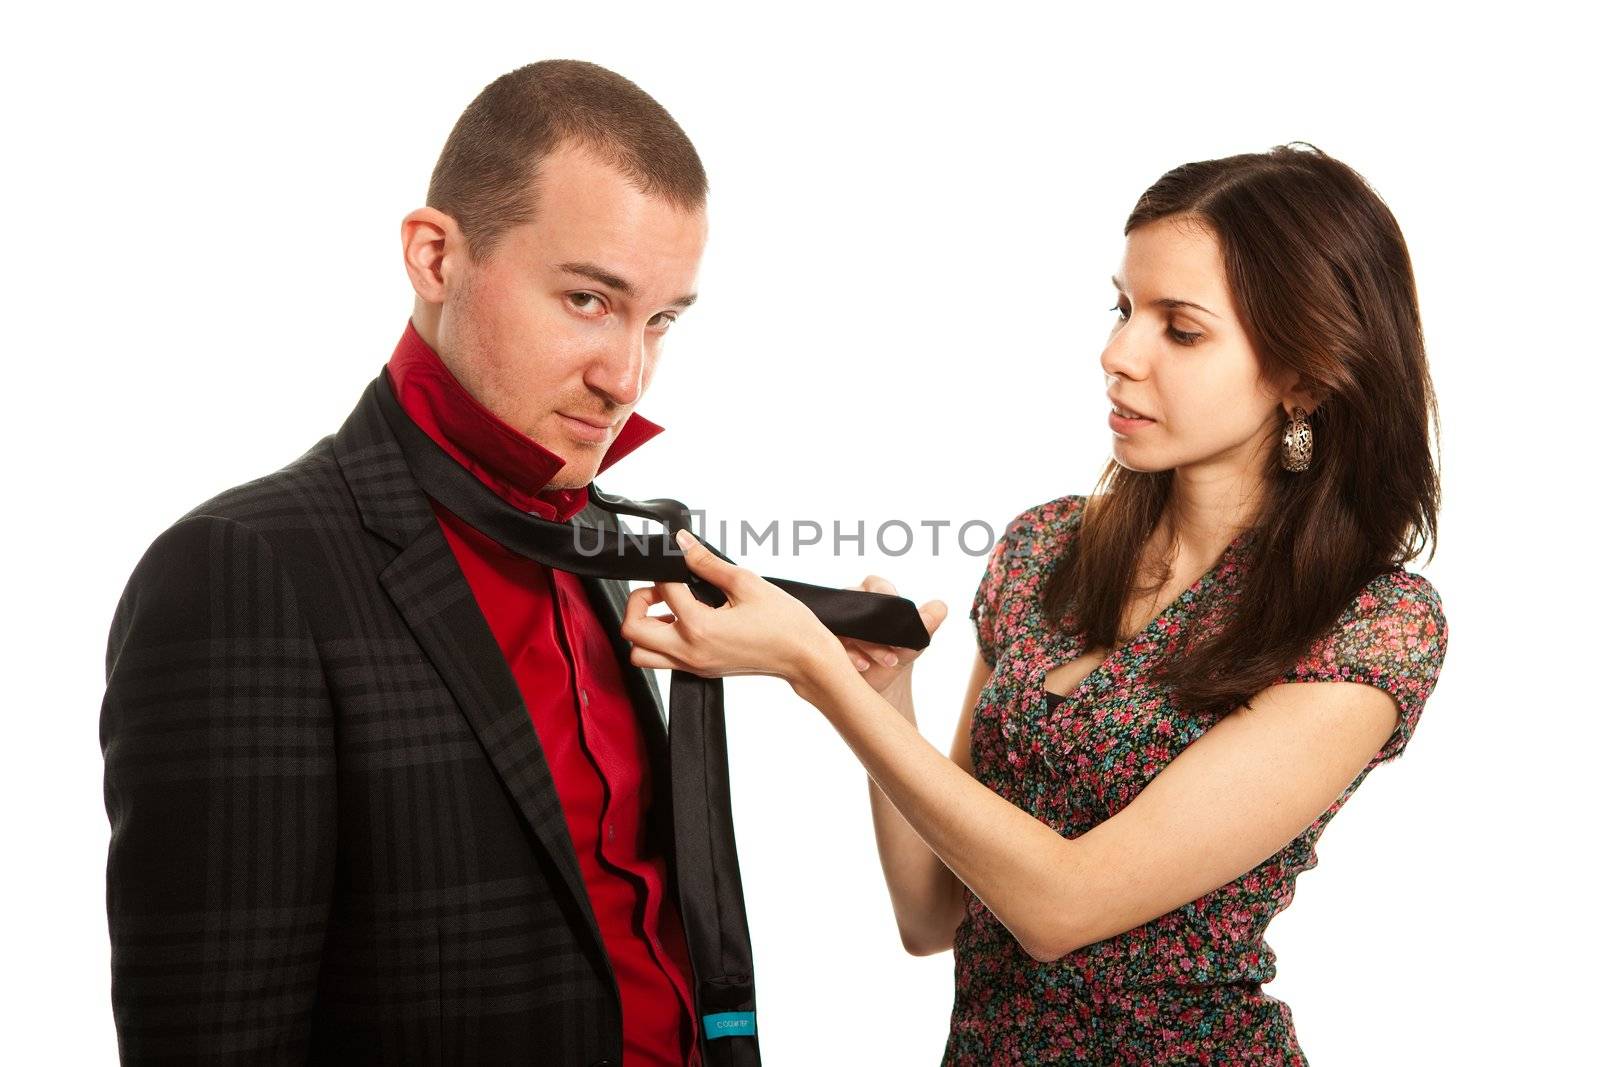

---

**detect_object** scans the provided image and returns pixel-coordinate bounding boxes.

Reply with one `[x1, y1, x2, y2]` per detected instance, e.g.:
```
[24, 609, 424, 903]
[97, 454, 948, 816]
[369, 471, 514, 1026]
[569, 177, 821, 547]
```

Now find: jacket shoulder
[171, 433, 344, 532]
[112, 435, 354, 652]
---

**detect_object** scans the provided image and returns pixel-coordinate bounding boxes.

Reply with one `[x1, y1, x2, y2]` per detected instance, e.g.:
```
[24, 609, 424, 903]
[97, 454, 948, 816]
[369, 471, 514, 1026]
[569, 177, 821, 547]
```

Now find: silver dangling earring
[1280, 405, 1313, 472]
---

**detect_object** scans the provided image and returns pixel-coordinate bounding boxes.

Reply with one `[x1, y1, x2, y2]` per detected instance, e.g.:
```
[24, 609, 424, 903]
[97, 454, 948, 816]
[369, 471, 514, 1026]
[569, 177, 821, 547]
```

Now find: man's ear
[400, 207, 460, 305]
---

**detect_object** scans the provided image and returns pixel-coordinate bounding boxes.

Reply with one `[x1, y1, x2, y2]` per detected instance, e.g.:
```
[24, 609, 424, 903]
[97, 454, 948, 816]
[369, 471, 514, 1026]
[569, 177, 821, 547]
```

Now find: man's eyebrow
[1110, 275, 1217, 318]
[556, 261, 698, 308]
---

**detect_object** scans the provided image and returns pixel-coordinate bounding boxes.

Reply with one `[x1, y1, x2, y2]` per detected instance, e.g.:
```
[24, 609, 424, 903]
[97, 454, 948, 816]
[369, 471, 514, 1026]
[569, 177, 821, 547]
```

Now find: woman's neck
[1158, 469, 1267, 574]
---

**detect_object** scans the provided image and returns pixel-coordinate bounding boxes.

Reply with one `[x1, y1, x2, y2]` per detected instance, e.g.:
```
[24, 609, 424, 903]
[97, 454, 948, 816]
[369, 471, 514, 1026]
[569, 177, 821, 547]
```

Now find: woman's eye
[1168, 326, 1202, 346]
[1109, 301, 1130, 322]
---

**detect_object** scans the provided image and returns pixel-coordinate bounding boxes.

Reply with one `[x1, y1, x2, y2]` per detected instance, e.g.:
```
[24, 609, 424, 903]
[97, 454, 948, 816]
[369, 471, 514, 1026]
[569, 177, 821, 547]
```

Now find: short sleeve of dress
[1282, 569, 1449, 768]
[969, 496, 1084, 669]
[969, 525, 1014, 669]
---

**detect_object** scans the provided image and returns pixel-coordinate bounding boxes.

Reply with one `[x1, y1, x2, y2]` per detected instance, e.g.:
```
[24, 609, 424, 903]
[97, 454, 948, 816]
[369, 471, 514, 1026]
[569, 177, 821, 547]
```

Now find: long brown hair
[1039, 143, 1441, 715]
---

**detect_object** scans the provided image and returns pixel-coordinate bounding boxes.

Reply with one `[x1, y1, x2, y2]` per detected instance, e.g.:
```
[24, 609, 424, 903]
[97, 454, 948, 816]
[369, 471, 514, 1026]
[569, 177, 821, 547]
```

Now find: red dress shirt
[386, 318, 700, 1066]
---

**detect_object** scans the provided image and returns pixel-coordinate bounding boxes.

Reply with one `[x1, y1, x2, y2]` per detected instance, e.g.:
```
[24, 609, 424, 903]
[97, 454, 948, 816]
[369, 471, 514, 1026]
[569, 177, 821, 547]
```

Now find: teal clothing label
[702, 1011, 757, 1040]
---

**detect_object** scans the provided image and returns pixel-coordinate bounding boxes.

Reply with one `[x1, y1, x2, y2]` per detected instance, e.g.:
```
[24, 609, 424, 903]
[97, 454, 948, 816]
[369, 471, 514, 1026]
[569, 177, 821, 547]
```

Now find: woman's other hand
[840, 574, 948, 695]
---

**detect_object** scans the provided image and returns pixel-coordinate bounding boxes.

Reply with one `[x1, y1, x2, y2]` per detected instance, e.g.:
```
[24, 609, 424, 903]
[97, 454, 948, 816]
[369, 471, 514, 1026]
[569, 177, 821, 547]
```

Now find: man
[101, 60, 737, 1065]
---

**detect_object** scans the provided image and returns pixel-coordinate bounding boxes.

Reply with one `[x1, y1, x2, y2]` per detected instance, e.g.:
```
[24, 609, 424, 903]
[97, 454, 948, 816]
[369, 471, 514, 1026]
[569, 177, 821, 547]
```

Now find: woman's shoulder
[1283, 564, 1449, 765]
[1341, 567, 1448, 641]
[1297, 565, 1448, 673]
[969, 493, 1088, 667]
[992, 492, 1089, 562]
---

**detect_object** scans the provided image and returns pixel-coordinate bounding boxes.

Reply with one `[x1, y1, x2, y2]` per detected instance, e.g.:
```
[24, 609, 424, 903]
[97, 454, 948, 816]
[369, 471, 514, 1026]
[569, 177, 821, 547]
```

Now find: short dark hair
[426, 59, 708, 261]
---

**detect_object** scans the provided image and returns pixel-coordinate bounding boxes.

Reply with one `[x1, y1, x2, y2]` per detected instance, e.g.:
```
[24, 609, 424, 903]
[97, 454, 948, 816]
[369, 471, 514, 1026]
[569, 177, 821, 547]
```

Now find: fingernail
[881, 653, 898, 667]
[854, 657, 870, 671]
[675, 529, 690, 548]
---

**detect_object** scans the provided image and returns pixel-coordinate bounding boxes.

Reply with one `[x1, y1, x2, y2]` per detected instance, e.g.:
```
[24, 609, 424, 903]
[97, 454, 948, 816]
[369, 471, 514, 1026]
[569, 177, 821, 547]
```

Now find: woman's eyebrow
[1111, 275, 1217, 318]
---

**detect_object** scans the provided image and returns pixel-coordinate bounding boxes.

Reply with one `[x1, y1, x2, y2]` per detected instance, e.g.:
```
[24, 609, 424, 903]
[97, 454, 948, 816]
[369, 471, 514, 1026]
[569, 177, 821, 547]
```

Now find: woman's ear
[1280, 373, 1327, 417]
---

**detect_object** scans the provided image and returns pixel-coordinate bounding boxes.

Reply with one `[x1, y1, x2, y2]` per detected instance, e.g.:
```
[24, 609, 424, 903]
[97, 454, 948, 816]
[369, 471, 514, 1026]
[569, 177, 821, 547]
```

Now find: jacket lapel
[331, 375, 609, 957]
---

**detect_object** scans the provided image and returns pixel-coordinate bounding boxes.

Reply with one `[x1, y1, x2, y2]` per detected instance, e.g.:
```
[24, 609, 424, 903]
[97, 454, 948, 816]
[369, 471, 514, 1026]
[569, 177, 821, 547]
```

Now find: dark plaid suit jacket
[100, 374, 680, 1066]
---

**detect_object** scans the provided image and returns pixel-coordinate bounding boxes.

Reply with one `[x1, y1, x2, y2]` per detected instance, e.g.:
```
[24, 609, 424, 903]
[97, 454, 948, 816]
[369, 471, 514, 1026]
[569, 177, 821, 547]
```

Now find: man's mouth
[558, 412, 616, 444]
[560, 412, 615, 430]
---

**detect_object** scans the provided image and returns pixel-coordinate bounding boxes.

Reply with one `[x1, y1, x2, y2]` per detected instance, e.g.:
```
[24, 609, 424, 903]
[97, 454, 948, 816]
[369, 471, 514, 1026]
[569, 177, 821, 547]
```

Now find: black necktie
[374, 370, 929, 1066]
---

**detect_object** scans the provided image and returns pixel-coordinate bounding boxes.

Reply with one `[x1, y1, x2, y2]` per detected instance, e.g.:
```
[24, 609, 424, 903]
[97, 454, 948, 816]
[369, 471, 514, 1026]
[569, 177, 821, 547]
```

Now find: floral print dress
[947, 494, 1448, 1066]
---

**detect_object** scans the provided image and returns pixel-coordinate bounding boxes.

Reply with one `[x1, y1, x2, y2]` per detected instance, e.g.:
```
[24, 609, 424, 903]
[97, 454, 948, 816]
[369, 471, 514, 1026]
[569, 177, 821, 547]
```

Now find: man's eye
[649, 312, 678, 330]
[568, 292, 605, 314]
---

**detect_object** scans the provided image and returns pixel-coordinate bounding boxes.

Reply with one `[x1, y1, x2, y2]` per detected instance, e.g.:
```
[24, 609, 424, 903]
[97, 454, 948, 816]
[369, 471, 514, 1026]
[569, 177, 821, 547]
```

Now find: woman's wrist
[788, 639, 863, 708]
[880, 670, 916, 718]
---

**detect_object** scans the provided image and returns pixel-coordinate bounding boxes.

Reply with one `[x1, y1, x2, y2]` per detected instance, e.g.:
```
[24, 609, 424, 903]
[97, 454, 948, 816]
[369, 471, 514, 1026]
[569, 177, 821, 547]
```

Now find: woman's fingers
[859, 574, 898, 596]
[654, 580, 703, 625]
[623, 584, 691, 660]
[850, 640, 900, 668]
[674, 528, 756, 601]
[625, 563, 922, 679]
[619, 591, 699, 672]
[623, 582, 666, 618]
[839, 639, 874, 672]
[840, 578, 885, 666]
[629, 644, 686, 672]
[848, 576, 904, 666]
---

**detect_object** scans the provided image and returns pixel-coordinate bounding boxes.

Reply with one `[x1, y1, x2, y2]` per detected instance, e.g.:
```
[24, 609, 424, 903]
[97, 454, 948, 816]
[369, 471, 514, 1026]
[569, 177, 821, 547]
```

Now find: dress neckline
[1038, 524, 1256, 709]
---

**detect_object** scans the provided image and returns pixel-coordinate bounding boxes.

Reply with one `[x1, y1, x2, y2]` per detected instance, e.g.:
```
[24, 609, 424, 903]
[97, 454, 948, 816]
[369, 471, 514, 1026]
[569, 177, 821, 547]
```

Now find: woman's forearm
[866, 676, 966, 954]
[794, 652, 1086, 963]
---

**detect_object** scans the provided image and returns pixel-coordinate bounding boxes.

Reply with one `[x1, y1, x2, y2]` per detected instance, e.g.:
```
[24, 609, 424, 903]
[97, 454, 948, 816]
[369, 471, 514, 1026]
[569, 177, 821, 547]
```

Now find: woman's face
[1101, 215, 1306, 484]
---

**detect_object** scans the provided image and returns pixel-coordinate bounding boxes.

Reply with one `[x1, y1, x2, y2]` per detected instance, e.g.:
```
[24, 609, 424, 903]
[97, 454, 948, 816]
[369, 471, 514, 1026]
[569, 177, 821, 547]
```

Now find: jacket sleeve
[100, 514, 336, 1064]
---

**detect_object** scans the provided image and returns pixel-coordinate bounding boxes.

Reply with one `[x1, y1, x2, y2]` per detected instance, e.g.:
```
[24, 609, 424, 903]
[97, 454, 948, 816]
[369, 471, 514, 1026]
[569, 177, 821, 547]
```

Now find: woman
[621, 143, 1448, 1065]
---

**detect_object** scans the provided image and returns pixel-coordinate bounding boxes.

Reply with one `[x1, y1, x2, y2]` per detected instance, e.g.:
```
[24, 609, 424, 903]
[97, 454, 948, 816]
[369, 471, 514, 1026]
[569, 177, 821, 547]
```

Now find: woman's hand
[620, 530, 945, 699]
[839, 575, 948, 695]
[621, 529, 850, 692]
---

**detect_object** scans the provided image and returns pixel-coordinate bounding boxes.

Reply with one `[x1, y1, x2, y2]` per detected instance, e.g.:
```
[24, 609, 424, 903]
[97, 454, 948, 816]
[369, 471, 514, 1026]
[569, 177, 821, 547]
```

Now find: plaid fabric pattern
[101, 374, 671, 1065]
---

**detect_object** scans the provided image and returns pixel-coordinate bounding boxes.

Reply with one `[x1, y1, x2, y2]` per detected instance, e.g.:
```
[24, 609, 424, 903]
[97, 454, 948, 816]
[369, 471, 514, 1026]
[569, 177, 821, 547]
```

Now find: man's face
[425, 142, 708, 489]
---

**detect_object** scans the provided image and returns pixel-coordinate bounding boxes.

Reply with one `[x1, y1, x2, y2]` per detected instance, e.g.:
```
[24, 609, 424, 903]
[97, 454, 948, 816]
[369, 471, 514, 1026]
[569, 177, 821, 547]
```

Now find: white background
[6, 2, 1593, 1062]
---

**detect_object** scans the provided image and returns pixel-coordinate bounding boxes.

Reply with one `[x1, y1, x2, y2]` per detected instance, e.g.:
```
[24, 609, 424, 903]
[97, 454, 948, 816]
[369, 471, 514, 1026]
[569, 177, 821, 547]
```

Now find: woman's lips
[1108, 407, 1156, 434]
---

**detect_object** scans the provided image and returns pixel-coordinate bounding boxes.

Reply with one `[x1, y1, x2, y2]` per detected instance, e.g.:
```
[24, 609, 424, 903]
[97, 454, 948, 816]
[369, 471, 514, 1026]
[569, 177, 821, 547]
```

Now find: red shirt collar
[384, 318, 663, 521]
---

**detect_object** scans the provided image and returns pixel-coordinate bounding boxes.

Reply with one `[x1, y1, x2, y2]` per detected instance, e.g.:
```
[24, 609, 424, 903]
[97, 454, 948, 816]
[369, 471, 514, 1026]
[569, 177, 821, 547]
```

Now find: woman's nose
[1100, 324, 1147, 381]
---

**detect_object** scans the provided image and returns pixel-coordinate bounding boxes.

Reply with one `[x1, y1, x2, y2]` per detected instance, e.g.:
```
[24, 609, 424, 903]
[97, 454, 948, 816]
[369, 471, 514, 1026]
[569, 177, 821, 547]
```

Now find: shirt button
[606, 823, 615, 841]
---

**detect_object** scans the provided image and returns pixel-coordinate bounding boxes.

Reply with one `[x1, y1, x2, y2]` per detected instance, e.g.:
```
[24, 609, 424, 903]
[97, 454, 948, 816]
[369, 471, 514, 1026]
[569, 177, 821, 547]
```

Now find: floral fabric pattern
[946, 494, 1448, 1065]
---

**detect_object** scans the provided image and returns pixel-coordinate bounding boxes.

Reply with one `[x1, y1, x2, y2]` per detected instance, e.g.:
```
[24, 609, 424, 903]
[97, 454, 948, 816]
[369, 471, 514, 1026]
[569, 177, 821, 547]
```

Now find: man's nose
[585, 335, 646, 408]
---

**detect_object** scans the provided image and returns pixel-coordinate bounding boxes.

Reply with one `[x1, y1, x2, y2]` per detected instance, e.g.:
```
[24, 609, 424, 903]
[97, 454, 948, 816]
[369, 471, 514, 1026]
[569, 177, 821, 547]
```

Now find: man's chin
[546, 467, 601, 492]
